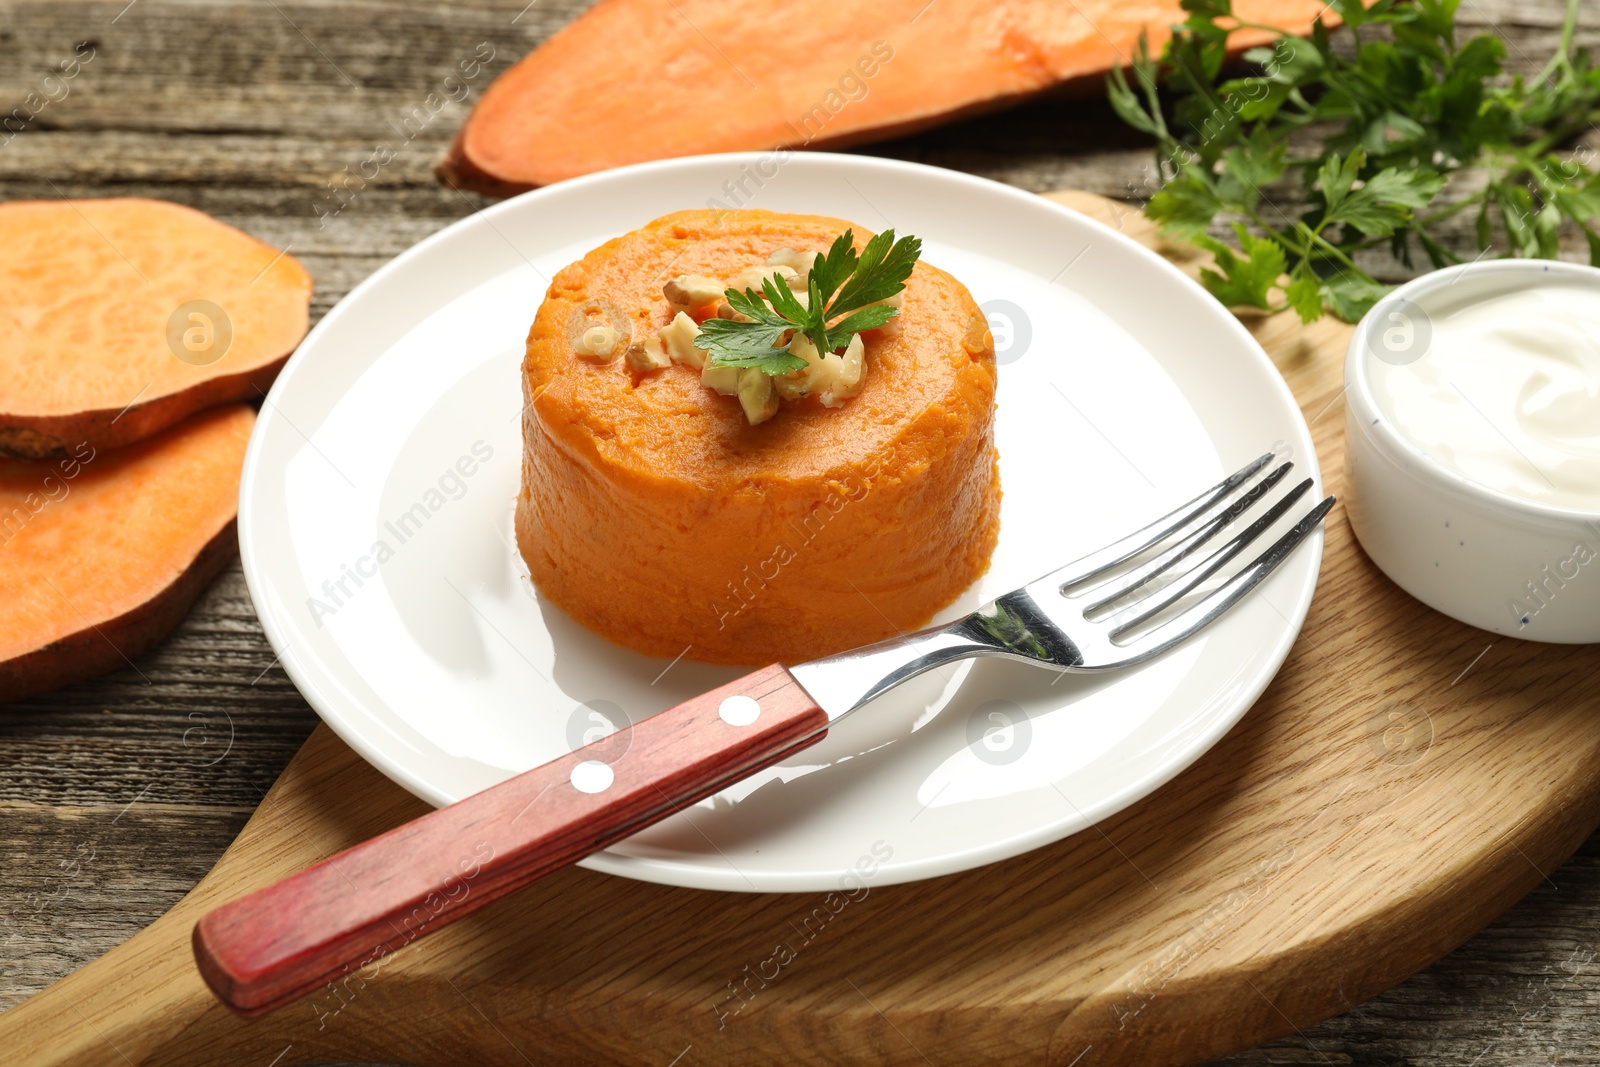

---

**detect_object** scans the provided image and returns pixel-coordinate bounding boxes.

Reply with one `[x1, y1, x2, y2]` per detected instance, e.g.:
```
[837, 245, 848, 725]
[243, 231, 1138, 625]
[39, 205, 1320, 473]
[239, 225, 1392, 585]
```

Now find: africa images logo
[305, 440, 494, 626]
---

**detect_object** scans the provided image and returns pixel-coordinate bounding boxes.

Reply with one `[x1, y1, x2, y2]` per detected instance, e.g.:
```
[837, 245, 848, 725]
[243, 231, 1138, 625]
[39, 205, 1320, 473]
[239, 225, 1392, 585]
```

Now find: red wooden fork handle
[192, 664, 828, 1018]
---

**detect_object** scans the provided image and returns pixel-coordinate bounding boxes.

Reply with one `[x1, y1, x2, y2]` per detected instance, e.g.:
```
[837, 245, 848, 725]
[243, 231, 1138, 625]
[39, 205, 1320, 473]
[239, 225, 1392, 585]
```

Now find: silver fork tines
[793, 449, 1335, 720]
[1055, 450, 1277, 592]
[1030, 450, 1334, 665]
[1078, 459, 1297, 618]
[1036, 447, 1324, 652]
[1107, 476, 1314, 636]
[1112, 491, 1334, 650]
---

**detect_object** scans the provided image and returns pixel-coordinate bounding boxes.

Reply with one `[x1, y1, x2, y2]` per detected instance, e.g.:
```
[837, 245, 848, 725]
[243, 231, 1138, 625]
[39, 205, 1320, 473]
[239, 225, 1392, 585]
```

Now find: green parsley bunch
[1108, 0, 1600, 322]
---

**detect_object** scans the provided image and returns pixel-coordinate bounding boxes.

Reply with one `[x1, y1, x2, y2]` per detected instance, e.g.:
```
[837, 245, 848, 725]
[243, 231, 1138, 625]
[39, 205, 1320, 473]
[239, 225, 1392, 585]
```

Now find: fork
[193, 451, 1334, 1018]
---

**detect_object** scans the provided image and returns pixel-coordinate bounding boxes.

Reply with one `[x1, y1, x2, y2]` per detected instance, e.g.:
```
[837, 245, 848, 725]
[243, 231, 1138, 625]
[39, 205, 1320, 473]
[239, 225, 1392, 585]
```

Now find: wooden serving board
[5, 191, 1599, 1067]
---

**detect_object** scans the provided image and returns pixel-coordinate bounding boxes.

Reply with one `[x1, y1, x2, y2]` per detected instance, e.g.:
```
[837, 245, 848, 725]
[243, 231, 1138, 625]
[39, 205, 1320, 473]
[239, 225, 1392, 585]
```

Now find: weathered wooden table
[3, 1, 1598, 1063]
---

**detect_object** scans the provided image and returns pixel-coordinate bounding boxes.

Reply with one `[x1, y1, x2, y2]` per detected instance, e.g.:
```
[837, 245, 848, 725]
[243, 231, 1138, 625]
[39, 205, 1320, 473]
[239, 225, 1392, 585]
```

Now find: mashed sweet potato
[516, 209, 999, 665]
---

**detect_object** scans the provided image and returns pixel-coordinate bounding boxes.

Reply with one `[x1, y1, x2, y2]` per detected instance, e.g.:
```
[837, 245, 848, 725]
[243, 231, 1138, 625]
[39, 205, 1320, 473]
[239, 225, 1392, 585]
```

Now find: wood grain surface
[2, 1, 1599, 1064]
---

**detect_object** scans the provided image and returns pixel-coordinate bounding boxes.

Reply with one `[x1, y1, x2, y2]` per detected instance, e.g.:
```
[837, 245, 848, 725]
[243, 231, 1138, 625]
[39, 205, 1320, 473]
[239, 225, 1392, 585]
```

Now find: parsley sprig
[1107, 0, 1600, 322]
[696, 228, 922, 375]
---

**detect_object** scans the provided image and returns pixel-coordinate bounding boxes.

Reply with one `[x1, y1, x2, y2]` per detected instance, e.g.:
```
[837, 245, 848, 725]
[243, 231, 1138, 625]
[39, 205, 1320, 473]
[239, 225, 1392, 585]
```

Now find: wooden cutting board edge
[2, 189, 1598, 1067]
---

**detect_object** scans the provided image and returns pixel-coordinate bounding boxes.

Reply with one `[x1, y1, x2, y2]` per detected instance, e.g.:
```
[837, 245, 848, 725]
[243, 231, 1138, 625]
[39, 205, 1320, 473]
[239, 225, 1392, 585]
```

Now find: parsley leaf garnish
[696, 228, 921, 375]
[1107, 0, 1600, 323]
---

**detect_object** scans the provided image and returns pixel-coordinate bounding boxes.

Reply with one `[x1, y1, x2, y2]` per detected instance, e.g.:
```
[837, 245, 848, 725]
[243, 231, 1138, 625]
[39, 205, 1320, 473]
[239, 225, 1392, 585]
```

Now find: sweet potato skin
[0, 405, 253, 705]
[0, 356, 286, 460]
[0, 520, 236, 705]
[443, 0, 1337, 194]
[0, 199, 310, 458]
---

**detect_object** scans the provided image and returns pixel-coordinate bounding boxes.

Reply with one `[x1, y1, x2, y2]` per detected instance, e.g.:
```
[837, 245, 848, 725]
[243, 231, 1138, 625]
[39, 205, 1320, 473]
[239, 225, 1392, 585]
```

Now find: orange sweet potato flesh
[0, 199, 310, 458]
[444, 0, 1335, 194]
[517, 209, 1000, 666]
[0, 405, 253, 704]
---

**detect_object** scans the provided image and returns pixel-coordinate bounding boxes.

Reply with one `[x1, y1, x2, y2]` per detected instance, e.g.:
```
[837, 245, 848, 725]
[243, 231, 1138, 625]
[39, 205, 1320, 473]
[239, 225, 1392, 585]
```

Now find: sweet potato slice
[0, 199, 310, 458]
[442, 0, 1334, 194]
[0, 405, 253, 704]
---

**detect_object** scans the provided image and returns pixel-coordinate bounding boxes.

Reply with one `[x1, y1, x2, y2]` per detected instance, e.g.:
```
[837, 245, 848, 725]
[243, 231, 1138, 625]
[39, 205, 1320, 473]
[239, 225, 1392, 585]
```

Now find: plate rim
[238, 151, 1324, 891]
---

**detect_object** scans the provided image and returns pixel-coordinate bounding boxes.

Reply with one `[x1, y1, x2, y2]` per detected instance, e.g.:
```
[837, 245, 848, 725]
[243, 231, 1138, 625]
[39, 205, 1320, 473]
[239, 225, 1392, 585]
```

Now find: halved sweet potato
[0, 199, 310, 458]
[0, 405, 253, 704]
[442, 0, 1334, 194]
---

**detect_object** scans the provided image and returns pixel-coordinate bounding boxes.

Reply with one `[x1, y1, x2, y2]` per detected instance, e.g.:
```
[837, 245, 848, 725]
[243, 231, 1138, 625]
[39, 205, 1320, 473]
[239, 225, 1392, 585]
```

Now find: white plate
[239, 153, 1323, 893]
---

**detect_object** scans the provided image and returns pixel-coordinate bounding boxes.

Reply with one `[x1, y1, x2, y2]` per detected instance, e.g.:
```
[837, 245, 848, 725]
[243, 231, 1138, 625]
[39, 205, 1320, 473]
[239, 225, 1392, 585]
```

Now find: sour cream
[1367, 280, 1600, 512]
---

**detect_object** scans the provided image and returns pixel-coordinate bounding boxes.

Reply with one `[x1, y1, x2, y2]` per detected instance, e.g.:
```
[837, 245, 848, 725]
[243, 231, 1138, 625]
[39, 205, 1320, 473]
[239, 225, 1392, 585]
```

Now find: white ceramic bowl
[1344, 260, 1600, 644]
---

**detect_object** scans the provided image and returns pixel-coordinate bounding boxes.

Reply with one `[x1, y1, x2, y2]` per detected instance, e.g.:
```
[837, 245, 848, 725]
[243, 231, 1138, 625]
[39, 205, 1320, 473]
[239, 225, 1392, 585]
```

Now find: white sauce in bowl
[1368, 281, 1600, 511]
